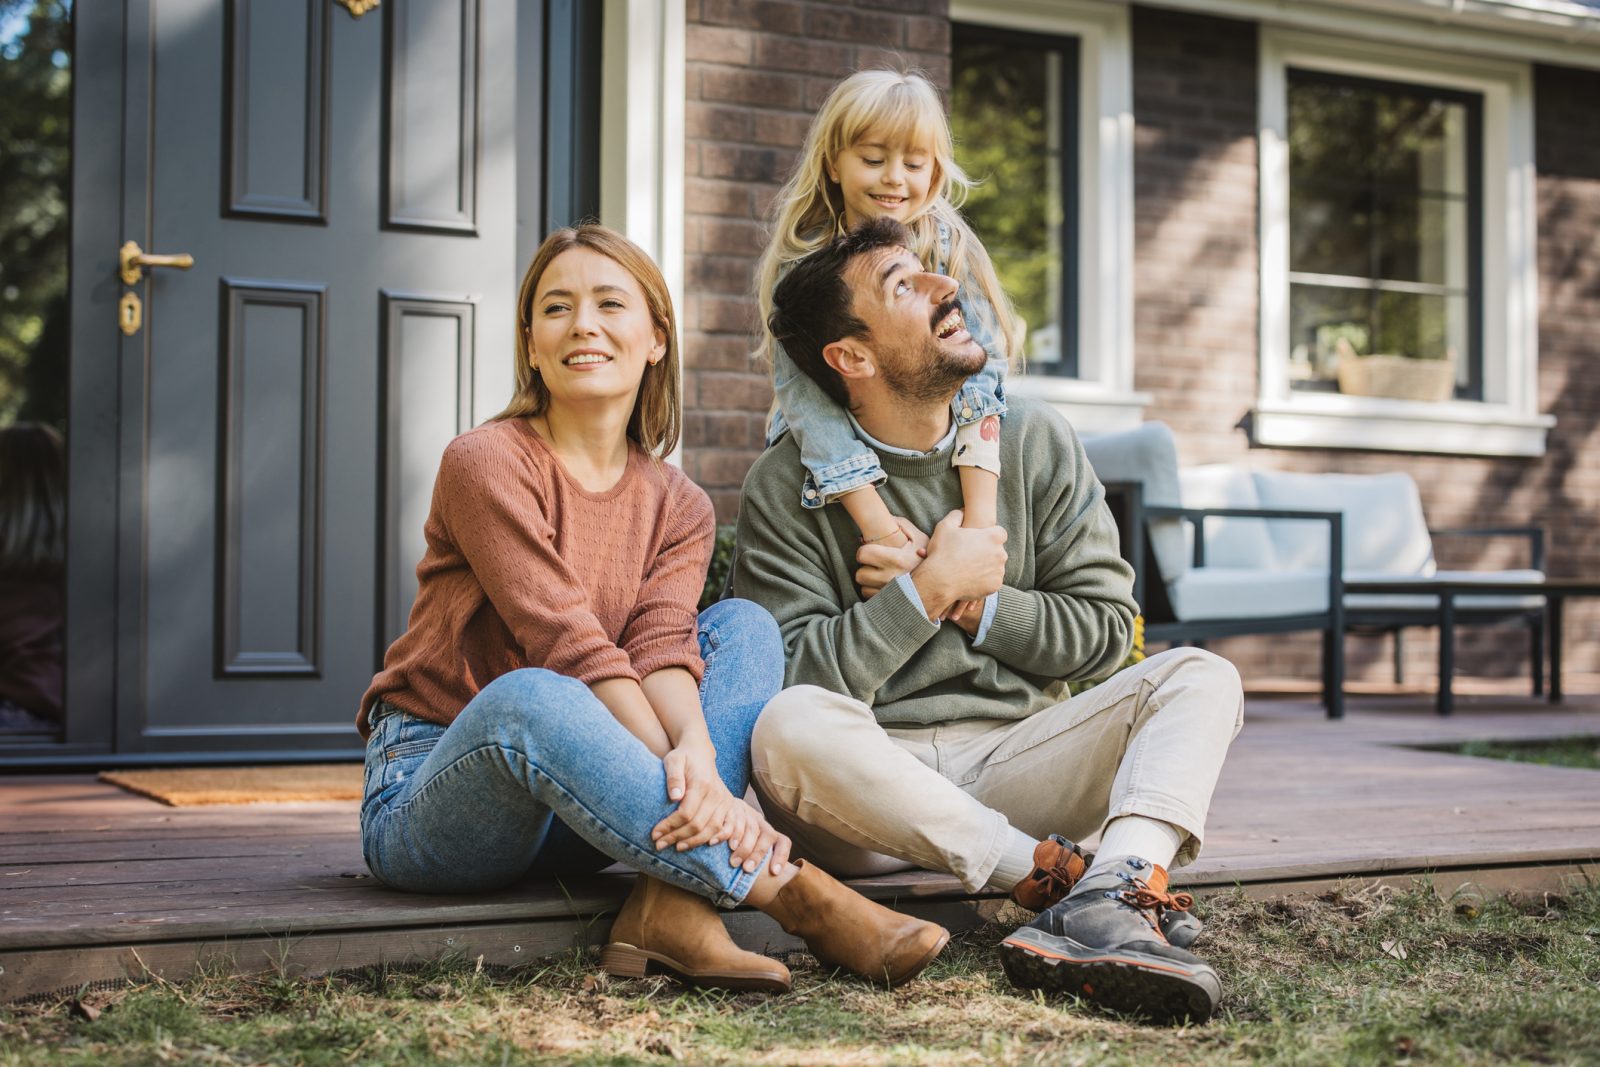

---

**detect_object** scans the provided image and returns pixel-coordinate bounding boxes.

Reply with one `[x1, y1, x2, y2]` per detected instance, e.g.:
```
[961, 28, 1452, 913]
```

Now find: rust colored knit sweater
[358, 417, 714, 737]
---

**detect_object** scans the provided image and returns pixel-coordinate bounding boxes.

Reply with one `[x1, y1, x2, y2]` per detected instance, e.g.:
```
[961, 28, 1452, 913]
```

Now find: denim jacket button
[804, 489, 818, 501]
[961, 406, 974, 419]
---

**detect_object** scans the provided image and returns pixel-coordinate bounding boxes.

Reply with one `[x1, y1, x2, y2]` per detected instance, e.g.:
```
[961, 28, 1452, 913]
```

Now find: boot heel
[599, 943, 652, 978]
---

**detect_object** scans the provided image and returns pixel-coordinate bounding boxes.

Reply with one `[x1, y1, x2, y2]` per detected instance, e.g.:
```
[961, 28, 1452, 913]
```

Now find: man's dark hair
[768, 217, 912, 408]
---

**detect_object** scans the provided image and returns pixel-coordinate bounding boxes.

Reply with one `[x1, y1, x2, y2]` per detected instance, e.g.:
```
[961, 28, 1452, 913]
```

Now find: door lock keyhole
[119, 291, 142, 336]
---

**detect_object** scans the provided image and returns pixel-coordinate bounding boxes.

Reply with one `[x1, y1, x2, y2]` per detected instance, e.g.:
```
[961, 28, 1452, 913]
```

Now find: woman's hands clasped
[651, 738, 791, 876]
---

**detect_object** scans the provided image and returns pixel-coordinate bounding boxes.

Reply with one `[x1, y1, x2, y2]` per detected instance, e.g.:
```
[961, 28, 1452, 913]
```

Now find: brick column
[683, 0, 950, 521]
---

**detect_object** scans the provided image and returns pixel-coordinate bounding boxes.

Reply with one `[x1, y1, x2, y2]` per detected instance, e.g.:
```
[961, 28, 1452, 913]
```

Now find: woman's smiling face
[526, 247, 666, 411]
[828, 129, 934, 229]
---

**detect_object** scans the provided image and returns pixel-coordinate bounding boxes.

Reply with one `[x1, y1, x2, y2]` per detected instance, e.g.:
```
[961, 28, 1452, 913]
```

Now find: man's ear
[823, 337, 875, 382]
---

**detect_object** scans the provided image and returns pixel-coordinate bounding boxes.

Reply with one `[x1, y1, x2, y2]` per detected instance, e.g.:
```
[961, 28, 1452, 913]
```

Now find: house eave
[1139, 0, 1600, 70]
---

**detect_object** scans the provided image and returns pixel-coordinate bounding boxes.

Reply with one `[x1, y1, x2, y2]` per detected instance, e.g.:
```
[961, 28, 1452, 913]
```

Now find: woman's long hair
[495, 225, 682, 458]
[0, 422, 66, 579]
[754, 67, 1022, 368]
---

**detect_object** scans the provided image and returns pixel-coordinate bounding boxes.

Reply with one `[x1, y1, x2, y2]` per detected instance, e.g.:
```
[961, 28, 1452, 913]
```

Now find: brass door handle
[120, 240, 195, 285]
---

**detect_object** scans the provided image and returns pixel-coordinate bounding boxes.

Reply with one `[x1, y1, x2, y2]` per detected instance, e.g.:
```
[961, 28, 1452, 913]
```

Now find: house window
[1286, 69, 1482, 403]
[951, 25, 1079, 377]
[1255, 31, 1548, 457]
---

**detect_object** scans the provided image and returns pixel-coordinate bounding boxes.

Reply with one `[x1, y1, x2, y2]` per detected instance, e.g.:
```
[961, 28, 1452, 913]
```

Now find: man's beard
[877, 332, 987, 406]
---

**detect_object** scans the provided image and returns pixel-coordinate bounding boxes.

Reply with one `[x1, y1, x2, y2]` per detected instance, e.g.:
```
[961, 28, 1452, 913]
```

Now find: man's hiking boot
[1009, 835, 1204, 949]
[1160, 908, 1204, 949]
[1009, 834, 1090, 910]
[998, 856, 1220, 1024]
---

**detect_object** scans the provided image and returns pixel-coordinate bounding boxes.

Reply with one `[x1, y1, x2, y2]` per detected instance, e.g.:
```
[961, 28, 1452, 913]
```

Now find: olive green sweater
[733, 398, 1137, 725]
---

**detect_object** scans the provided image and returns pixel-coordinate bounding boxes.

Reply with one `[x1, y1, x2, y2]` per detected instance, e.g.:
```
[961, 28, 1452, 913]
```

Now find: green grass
[1450, 736, 1600, 771]
[4, 880, 1599, 1066]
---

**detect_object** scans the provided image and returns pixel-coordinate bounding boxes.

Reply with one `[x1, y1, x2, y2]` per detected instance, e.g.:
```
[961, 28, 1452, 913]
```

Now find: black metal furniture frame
[1342, 578, 1600, 715]
[1345, 526, 1546, 700]
[1102, 482, 1347, 719]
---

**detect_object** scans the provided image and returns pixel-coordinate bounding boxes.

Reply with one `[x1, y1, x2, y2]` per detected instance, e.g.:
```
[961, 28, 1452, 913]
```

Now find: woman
[358, 225, 947, 993]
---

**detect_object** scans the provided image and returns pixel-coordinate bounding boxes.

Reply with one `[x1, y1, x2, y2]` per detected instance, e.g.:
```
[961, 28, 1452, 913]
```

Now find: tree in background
[950, 39, 1062, 368]
[0, 0, 71, 431]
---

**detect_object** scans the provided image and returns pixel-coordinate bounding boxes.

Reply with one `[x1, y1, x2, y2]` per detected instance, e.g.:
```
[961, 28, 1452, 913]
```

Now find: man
[733, 218, 1243, 1024]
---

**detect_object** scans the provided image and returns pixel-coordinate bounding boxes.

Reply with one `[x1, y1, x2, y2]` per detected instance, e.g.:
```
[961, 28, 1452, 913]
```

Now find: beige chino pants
[750, 647, 1244, 893]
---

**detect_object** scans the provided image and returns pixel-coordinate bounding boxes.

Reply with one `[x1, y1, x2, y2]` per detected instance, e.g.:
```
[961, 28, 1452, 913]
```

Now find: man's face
[843, 245, 986, 404]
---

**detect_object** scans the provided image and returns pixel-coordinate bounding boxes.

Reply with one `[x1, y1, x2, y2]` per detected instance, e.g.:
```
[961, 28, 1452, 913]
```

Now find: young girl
[756, 68, 1023, 564]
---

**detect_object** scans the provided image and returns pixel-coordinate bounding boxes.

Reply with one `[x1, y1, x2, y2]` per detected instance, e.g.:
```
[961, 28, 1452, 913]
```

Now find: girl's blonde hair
[496, 224, 681, 458]
[756, 67, 1023, 367]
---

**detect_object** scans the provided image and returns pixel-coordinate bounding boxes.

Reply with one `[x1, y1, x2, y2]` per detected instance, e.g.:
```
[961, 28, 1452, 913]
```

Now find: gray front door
[112, 0, 521, 754]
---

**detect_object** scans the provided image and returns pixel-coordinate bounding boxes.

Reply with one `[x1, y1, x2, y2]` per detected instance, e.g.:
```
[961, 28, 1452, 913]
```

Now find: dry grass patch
[3, 878, 1598, 1066]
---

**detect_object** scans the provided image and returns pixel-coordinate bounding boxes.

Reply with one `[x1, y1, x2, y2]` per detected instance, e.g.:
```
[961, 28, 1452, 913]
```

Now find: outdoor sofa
[1080, 422, 1546, 719]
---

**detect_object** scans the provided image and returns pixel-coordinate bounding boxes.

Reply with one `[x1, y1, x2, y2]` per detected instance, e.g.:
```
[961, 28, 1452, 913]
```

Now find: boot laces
[1114, 880, 1194, 939]
[1123, 885, 1195, 913]
[1036, 859, 1079, 900]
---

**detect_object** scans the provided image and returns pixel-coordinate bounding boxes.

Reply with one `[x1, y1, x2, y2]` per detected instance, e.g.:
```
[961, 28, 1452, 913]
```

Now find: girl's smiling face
[828, 130, 934, 229]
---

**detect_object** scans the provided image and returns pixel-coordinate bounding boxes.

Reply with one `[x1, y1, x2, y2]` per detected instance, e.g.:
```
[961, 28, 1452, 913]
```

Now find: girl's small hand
[855, 517, 928, 597]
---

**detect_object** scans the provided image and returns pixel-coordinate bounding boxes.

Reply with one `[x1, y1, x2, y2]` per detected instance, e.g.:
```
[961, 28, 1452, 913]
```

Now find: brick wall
[683, 0, 951, 521]
[1129, 10, 1600, 685]
[680, 1, 1600, 687]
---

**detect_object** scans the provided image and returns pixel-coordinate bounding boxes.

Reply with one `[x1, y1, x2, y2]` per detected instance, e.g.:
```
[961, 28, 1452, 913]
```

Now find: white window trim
[599, 0, 687, 463]
[1255, 28, 1553, 457]
[950, 0, 1149, 434]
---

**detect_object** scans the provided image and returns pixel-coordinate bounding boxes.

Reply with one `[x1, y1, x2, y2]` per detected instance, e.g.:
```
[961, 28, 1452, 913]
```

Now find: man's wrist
[909, 564, 953, 621]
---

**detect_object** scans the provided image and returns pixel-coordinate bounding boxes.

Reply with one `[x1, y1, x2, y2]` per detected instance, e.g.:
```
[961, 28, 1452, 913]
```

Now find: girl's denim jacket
[766, 219, 1009, 509]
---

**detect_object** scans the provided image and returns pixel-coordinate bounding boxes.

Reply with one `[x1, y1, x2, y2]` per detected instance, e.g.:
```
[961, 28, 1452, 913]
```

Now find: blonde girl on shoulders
[756, 67, 1023, 582]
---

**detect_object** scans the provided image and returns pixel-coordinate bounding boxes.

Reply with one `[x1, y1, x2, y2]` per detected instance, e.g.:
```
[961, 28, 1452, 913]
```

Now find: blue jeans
[360, 599, 784, 908]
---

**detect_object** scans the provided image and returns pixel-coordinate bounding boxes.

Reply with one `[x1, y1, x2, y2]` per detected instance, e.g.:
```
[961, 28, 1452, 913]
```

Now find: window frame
[1285, 65, 1486, 402]
[1256, 29, 1551, 456]
[951, 21, 1081, 379]
[950, 0, 1147, 433]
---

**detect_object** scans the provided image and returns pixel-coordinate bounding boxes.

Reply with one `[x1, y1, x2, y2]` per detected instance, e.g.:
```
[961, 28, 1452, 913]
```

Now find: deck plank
[3, 695, 1599, 1000]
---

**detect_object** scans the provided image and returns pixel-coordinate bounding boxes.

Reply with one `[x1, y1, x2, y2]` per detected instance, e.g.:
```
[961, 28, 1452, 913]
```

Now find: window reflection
[1285, 69, 1479, 402]
[952, 26, 1077, 376]
[1, 0, 71, 739]
[0, 423, 64, 733]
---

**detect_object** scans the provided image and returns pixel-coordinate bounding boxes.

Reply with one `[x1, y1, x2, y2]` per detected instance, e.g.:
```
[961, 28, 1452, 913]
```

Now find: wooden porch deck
[4, 693, 1600, 1002]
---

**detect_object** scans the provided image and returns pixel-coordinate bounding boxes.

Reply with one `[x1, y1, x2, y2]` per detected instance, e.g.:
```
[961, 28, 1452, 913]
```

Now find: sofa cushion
[1167, 567, 1330, 622]
[1251, 469, 1435, 576]
[1178, 464, 1278, 570]
[1079, 421, 1188, 582]
[1345, 569, 1546, 612]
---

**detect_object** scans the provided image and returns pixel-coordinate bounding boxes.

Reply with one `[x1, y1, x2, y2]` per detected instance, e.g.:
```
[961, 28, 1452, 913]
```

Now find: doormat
[98, 764, 363, 806]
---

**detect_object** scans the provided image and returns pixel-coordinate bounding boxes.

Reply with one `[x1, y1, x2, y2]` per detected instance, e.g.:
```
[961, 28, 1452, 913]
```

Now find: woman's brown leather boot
[600, 876, 792, 992]
[759, 860, 950, 988]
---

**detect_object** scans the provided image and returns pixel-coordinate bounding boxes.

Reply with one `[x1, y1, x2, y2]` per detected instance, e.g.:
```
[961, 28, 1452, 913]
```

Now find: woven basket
[1336, 354, 1455, 403]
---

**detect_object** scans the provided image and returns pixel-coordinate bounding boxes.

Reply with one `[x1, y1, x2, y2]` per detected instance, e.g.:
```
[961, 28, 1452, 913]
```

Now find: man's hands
[911, 510, 1007, 622]
[856, 511, 1006, 625]
[651, 737, 791, 876]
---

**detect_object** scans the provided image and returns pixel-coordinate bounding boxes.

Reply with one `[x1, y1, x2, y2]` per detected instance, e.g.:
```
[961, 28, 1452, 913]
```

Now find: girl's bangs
[837, 81, 950, 158]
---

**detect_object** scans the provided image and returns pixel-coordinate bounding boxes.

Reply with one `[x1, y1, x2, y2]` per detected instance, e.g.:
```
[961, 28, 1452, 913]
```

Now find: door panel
[119, 0, 516, 751]
[385, 0, 478, 232]
[226, 0, 329, 221]
[218, 280, 324, 676]
[379, 291, 475, 651]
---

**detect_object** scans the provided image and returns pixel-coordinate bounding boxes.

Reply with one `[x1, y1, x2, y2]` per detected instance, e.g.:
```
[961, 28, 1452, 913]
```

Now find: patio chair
[1081, 423, 1346, 719]
[1197, 467, 1547, 696]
